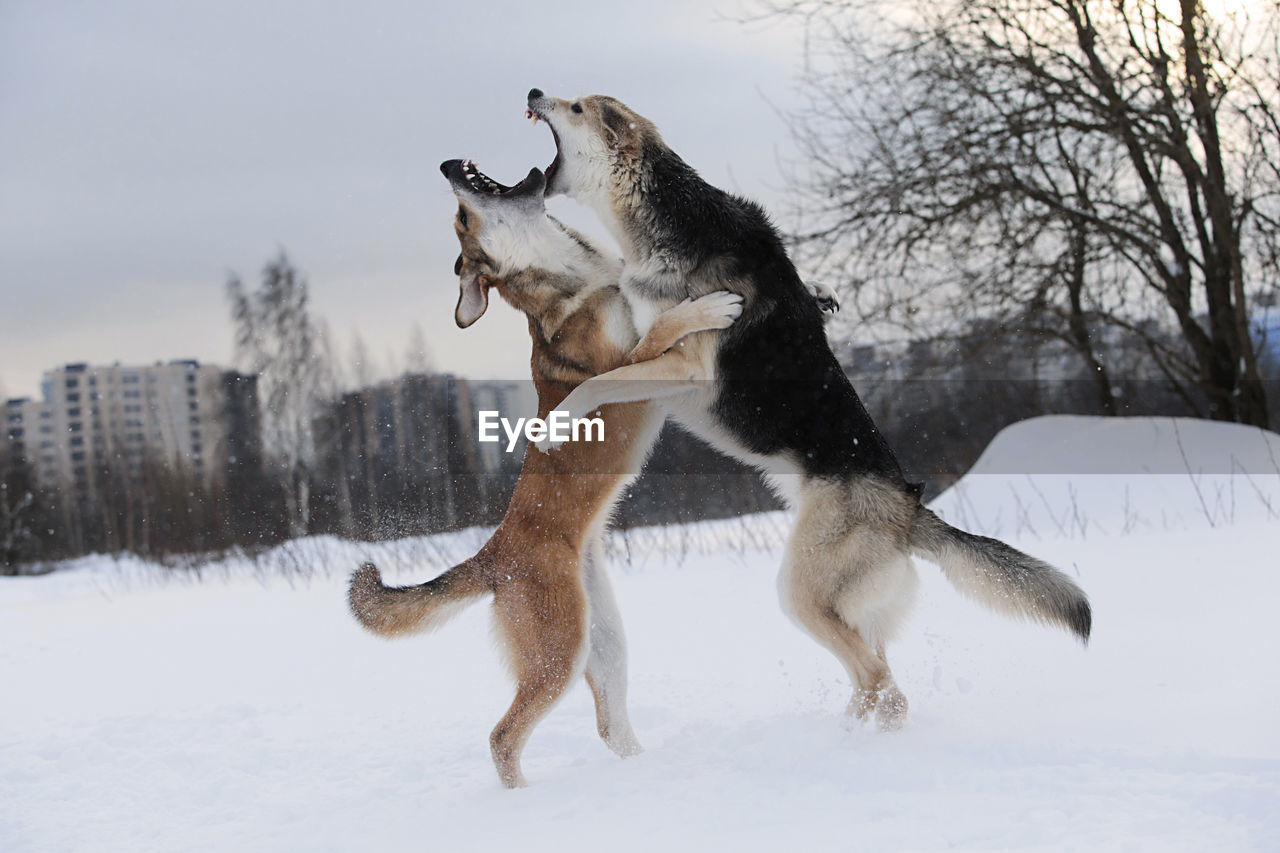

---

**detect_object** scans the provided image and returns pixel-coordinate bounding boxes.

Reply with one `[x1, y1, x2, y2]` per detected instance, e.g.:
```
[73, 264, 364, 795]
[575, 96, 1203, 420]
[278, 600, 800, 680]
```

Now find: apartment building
[4, 360, 256, 495]
[329, 373, 533, 478]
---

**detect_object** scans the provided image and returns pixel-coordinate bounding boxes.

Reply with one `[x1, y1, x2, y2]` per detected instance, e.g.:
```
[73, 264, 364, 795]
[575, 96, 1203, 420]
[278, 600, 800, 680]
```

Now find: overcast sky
[0, 0, 810, 399]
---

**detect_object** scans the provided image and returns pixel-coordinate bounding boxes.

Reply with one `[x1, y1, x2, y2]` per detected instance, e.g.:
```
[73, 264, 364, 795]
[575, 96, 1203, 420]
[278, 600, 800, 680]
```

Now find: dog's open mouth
[442, 159, 543, 199]
[461, 159, 527, 196]
[524, 107, 561, 187]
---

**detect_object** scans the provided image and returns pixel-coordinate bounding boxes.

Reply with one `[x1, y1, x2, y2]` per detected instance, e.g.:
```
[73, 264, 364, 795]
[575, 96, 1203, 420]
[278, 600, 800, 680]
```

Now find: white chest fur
[620, 284, 664, 336]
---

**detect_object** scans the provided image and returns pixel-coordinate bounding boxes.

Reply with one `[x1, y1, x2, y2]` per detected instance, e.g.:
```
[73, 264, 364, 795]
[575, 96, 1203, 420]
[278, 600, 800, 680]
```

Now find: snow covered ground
[3, 416, 1279, 851]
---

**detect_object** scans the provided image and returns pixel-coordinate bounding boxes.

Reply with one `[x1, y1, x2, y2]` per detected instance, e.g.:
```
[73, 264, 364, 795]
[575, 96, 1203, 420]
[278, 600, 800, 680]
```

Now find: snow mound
[930, 415, 1280, 538]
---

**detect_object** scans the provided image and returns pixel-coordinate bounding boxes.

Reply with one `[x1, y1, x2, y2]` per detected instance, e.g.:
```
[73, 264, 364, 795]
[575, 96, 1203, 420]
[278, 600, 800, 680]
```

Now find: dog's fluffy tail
[348, 558, 490, 638]
[910, 505, 1091, 643]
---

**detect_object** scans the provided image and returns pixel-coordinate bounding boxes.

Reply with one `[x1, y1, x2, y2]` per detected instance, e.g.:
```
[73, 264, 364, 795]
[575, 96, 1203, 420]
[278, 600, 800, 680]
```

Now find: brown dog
[348, 159, 742, 787]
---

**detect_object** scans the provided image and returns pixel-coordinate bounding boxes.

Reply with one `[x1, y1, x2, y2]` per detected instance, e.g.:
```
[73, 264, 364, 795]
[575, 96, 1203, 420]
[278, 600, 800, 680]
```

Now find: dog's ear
[599, 102, 639, 151]
[455, 272, 494, 328]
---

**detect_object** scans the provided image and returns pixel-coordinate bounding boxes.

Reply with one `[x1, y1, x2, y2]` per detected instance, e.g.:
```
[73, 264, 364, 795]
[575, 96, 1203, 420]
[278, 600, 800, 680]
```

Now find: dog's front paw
[805, 280, 840, 314]
[692, 290, 745, 329]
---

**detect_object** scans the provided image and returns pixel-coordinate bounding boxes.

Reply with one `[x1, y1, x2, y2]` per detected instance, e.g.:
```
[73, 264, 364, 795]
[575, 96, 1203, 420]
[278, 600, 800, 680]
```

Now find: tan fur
[348, 184, 739, 787]
[531, 91, 1090, 732]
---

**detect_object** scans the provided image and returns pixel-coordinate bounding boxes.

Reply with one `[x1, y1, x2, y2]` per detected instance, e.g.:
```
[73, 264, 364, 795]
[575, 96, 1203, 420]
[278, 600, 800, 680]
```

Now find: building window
[71, 452, 85, 463]
[188, 402, 198, 412]
[66, 393, 80, 403]
[6, 427, 21, 438]
[65, 378, 79, 389]
[68, 422, 82, 432]
[67, 407, 81, 418]
[187, 387, 197, 398]
[70, 436, 84, 447]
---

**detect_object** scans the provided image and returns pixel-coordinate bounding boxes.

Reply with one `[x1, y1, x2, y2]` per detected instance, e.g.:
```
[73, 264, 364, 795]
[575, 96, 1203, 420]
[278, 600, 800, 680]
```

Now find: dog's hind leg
[779, 557, 904, 729]
[778, 481, 916, 731]
[841, 556, 916, 731]
[581, 533, 643, 758]
[489, 567, 589, 788]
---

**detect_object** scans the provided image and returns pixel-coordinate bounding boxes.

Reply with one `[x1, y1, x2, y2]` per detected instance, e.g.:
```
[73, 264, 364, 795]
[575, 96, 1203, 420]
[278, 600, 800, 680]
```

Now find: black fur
[639, 143, 906, 484]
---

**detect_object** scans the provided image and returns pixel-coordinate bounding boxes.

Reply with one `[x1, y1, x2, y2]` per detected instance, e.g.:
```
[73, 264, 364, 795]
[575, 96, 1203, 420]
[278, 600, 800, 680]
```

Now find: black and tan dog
[524, 89, 1091, 730]
[348, 160, 742, 787]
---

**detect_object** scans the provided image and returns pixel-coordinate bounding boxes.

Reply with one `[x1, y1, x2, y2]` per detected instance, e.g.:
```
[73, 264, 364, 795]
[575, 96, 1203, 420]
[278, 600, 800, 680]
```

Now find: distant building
[4, 360, 258, 496]
[331, 373, 533, 478]
[1255, 298, 1280, 373]
[318, 373, 531, 536]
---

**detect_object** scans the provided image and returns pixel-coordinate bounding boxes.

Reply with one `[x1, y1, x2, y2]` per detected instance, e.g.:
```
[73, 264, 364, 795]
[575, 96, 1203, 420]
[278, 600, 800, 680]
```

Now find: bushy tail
[910, 506, 1091, 643]
[348, 558, 490, 638]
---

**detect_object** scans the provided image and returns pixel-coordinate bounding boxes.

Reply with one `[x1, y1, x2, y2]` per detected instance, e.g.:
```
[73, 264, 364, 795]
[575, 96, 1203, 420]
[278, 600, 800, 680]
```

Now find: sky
[0, 0, 810, 400]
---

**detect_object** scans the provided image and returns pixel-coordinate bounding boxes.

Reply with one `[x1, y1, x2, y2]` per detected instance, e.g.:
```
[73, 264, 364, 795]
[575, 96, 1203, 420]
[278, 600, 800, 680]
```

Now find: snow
[3, 416, 1279, 851]
[931, 415, 1280, 536]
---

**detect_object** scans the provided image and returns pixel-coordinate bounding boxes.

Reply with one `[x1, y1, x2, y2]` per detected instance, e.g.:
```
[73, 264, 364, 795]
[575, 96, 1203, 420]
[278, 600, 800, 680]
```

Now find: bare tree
[227, 251, 333, 538]
[764, 0, 1280, 426]
[347, 330, 378, 390]
[404, 322, 435, 376]
[0, 443, 38, 573]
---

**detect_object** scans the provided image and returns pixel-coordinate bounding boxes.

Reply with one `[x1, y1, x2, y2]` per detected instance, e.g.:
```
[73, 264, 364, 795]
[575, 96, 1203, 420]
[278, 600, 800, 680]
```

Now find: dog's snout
[528, 88, 544, 101]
